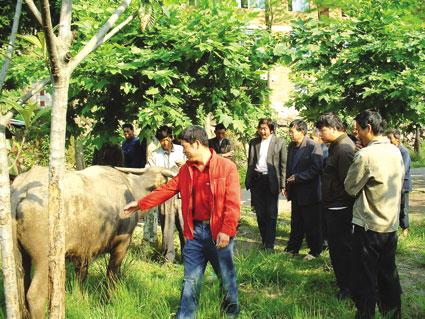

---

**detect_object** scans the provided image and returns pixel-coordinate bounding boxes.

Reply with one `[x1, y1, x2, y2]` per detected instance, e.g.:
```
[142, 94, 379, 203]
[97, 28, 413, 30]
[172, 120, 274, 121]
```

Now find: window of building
[238, 0, 265, 9]
[289, 0, 309, 12]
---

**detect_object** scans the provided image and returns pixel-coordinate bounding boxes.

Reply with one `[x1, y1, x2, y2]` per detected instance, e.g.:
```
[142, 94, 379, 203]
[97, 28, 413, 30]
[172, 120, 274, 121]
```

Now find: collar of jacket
[186, 148, 218, 172]
[367, 136, 390, 147]
[290, 135, 308, 148]
[329, 133, 348, 149]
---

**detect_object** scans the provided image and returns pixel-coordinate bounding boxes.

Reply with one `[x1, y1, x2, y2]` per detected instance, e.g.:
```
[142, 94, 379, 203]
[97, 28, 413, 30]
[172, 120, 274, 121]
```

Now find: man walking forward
[124, 125, 240, 319]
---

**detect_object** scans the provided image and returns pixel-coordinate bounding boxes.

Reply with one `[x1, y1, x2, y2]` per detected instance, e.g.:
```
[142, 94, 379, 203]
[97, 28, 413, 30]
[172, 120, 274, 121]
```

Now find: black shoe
[283, 248, 298, 256]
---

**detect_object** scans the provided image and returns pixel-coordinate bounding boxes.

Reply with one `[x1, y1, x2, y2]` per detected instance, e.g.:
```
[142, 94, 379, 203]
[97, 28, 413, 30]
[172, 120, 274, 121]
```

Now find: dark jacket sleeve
[337, 143, 355, 184]
[245, 140, 255, 190]
[295, 142, 323, 183]
[400, 147, 411, 191]
[279, 140, 287, 190]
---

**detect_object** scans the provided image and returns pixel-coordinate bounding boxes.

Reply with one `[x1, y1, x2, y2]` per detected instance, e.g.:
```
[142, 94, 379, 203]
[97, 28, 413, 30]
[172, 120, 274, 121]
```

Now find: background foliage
[280, 0, 425, 129]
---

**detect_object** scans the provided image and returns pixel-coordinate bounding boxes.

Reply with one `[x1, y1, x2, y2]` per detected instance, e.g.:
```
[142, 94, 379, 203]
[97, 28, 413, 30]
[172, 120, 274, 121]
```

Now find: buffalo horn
[114, 167, 146, 174]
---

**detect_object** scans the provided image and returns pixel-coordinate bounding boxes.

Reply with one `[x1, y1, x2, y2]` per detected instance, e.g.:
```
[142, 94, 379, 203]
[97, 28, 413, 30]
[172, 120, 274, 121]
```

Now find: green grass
[410, 142, 425, 168]
[1, 209, 425, 318]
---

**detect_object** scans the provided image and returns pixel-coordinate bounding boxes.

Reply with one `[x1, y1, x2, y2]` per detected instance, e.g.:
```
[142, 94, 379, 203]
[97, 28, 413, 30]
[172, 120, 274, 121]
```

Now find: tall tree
[23, 0, 139, 316]
[282, 0, 425, 129]
[0, 0, 23, 318]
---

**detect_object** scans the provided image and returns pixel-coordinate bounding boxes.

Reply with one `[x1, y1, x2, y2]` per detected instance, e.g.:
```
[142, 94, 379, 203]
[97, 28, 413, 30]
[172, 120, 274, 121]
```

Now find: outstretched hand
[123, 201, 140, 217]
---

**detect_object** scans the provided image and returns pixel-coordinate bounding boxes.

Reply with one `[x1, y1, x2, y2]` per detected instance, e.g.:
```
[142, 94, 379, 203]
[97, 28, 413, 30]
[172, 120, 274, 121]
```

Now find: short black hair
[155, 125, 173, 141]
[289, 119, 307, 134]
[257, 118, 275, 132]
[354, 109, 384, 135]
[386, 128, 401, 141]
[315, 113, 345, 131]
[214, 123, 227, 131]
[179, 125, 209, 147]
[122, 123, 134, 131]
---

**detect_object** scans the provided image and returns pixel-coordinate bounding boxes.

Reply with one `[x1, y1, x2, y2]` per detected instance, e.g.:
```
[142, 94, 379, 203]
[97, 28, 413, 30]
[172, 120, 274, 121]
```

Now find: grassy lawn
[1, 207, 424, 318]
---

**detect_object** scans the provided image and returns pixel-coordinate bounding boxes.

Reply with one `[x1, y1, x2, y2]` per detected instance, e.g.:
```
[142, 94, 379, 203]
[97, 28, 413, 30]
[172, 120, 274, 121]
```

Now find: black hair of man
[315, 113, 345, 131]
[289, 119, 308, 134]
[122, 123, 134, 131]
[354, 109, 384, 135]
[386, 128, 401, 141]
[180, 125, 209, 146]
[215, 123, 227, 131]
[257, 118, 275, 132]
[155, 125, 173, 141]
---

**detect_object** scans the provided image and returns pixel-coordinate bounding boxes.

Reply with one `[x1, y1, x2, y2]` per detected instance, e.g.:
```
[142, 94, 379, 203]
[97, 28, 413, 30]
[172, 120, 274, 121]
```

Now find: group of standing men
[121, 108, 411, 319]
[246, 110, 410, 319]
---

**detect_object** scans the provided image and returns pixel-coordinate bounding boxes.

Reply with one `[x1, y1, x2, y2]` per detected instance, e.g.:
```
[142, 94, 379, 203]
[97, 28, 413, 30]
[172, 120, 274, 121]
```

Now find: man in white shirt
[146, 125, 186, 262]
[245, 119, 287, 251]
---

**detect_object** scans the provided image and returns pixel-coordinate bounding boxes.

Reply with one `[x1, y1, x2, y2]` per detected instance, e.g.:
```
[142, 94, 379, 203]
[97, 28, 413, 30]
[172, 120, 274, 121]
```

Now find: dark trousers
[399, 192, 409, 230]
[158, 196, 185, 262]
[320, 202, 327, 245]
[177, 222, 239, 319]
[250, 174, 279, 249]
[351, 226, 401, 319]
[286, 201, 322, 256]
[326, 207, 353, 291]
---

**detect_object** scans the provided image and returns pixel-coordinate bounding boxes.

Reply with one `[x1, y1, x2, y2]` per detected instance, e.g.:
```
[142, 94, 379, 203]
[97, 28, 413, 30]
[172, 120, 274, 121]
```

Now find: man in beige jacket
[344, 109, 404, 319]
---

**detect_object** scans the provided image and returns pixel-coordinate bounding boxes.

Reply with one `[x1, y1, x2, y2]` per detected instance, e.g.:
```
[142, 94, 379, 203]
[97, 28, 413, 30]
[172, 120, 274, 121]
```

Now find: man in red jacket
[124, 125, 240, 319]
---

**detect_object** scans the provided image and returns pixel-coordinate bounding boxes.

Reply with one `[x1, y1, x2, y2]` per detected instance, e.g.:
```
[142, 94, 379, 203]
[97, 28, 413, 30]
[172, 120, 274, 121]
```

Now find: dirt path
[410, 168, 425, 223]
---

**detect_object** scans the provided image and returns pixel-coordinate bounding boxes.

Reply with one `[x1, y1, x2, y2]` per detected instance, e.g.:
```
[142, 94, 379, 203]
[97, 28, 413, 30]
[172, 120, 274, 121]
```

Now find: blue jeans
[176, 222, 239, 319]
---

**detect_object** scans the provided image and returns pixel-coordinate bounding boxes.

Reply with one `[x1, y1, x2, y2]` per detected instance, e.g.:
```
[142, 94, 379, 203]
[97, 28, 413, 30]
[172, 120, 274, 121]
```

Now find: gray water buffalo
[11, 165, 173, 319]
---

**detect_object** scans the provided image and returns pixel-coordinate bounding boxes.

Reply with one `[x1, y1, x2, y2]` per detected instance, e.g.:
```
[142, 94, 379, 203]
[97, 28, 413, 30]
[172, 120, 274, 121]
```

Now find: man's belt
[194, 220, 210, 225]
[254, 171, 268, 176]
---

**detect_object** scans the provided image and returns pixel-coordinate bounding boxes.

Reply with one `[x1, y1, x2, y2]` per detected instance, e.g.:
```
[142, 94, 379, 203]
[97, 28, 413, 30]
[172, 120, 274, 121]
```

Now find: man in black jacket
[245, 119, 287, 251]
[316, 113, 355, 299]
[208, 123, 234, 160]
[284, 119, 323, 260]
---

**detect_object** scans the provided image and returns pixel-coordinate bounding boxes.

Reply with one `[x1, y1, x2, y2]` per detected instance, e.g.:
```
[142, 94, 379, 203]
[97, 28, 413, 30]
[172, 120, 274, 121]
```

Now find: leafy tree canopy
[5, 1, 281, 147]
[281, 0, 425, 127]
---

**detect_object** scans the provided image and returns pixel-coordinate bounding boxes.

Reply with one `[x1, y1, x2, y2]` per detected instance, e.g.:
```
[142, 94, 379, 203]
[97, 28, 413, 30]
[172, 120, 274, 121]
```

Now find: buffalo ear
[161, 169, 176, 178]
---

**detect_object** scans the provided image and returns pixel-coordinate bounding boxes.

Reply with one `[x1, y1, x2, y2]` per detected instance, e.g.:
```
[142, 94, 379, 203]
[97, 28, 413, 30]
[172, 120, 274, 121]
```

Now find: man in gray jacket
[345, 109, 404, 319]
[315, 113, 355, 300]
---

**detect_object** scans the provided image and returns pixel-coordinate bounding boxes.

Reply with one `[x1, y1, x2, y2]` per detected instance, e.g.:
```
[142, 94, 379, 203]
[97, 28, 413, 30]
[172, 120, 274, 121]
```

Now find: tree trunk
[0, 0, 23, 91]
[48, 74, 69, 319]
[414, 126, 421, 156]
[0, 112, 21, 319]
[75, 137, 85, 170]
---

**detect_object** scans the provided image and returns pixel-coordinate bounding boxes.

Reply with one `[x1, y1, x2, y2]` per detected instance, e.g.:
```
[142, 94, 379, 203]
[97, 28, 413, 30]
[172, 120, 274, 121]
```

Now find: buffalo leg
[74, 258, 89, 283]
[107, 235, 131, 282]
[26, 259, 48, 319]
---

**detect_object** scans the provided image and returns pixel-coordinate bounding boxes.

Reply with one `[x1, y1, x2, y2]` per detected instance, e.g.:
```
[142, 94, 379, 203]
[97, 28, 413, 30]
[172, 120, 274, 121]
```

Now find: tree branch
[0, 0, 23, 93]
[68, 0, 132, 72]
[41, 0, 60, 68]
[24, 0, 42, 26]
[92, 11, 137, 53]
[59, 0, 73, 46]
[17, 77, 51, 105]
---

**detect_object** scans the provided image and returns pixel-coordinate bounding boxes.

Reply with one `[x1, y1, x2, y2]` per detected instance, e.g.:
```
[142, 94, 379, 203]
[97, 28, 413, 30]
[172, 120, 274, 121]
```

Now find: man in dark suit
[208, 123, 234, 160]
[386, 129, 412, 237]
[121, 123, 147, 168]
[284, 119, 323, 260]
[245, 118, 287, 251]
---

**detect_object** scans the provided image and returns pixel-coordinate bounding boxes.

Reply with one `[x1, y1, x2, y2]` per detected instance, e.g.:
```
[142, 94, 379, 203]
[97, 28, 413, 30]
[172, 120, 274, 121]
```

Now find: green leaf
[145, 87, 159, 95]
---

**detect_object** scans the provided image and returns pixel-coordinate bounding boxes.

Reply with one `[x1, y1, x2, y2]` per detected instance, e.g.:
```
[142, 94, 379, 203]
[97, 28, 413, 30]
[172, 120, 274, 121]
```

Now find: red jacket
[138, 150, 240, 240]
